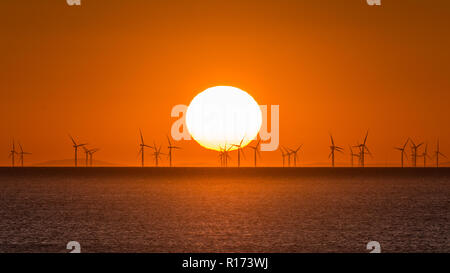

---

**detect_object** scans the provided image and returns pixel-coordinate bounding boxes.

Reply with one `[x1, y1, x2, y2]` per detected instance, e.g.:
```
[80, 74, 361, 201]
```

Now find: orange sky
[1, 0, 449, 167]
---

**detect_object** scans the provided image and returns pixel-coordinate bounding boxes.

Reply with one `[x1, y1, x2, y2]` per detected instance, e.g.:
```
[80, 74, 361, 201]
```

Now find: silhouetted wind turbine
[249, 139, 261, 167]
[152, 142, 165, 167]
[8, 140, 18, 167]
[289, 145, 303, 167]
[280, 147, 288, 167]
[283, 146, 292, 167]
[69, 135, 87, 167]
[354, 131, 371, 167]
[18, 143, 31, 167]
[329, 134, 343, 167]
[167, 135, 181, 167]
[348, 145, 359, 167]
[83, 147, 99, 167]
[218, 148, 225, 167]
[434, 139, 446, 168]
[232, 137, 246, 167]
[89, 148, 99, 167]
[223, 144, 232, 167]
[394, 139, 409, 168]
[409, 139, 423, 168]
[420, 143, 431, 167]
[83, 147, 90, 167]
[138, 129, 152, 167]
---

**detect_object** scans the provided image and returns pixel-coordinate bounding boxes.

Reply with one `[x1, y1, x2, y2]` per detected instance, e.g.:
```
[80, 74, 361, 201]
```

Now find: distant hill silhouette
[33, 159, 117, 167]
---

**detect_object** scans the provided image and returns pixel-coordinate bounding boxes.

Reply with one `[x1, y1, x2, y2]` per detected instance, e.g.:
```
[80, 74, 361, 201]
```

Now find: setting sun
[185, 86, 262, 151]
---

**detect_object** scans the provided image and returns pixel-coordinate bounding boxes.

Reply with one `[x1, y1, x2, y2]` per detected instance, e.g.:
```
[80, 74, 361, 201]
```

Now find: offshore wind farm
[1, 0, 450, 255]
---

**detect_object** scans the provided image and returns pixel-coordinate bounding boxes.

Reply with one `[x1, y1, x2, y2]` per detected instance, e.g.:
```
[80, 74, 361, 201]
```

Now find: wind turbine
[138, 129, 152, 167]
[420, 143, 431, 167]
[89, 148, 99, 167]
[222, 144, 232, 167]
[83, 147, 90, 167]
[18, 144, 31, 167]
[83, 147, 99, 167]
[348, 145, 359, 167]
[283, 146, 292, 167]
[329, 134, 343, 167]
[218, 147, 225, 167]
[289, 145, 303, 167]
[8, 140, 18, 167]
[394, 139, 409, 168]
[231, 137, 246, 167]
[69, 135, 87, 167]
[434, 139, 447, 168]
[409, 139, 423, 168]
[167, 135, 181, 167]
[354, 131, 371, 167]
[152, 142, 165, 167]
[280, 147, 288, 167]
[249, 139, 261, 167]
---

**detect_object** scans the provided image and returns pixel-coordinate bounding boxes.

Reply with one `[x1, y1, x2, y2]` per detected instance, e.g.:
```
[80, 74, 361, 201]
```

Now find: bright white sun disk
[186, 86, 262, 151]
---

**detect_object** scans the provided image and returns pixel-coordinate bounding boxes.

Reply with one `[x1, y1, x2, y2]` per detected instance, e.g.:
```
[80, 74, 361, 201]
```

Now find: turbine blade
[364, 131, 369, 144]
[69, 135, 77, 145]
[254, 139, 261, 148]
[403, 138, 409, 148]
[140, 129, 144, 144]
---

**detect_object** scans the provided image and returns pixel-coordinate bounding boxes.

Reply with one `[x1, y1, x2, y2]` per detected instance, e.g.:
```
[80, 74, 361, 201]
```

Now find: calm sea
[0, 167, 449, 253]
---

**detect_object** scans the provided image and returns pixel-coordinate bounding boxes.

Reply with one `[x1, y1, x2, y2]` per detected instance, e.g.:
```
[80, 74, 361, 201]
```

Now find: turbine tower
[167, 135, 181, 167]
[8, 140, 18, 167]
[232, 137, 246, 167]
[409, 139, 423, 168]
[138, 129, 152, 167]
[249, 139, 261, 167]
[289, 145, 303, 167]
[18, 144, 31, 167]
[329, 134, 343, 167]
[434, 139, 447, 168]
[394, 139, 409, 168]
[69, 135, 87, 167]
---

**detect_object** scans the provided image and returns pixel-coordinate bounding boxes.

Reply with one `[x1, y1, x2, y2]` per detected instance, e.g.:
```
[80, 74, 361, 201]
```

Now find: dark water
[0, 167, 449, 253]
